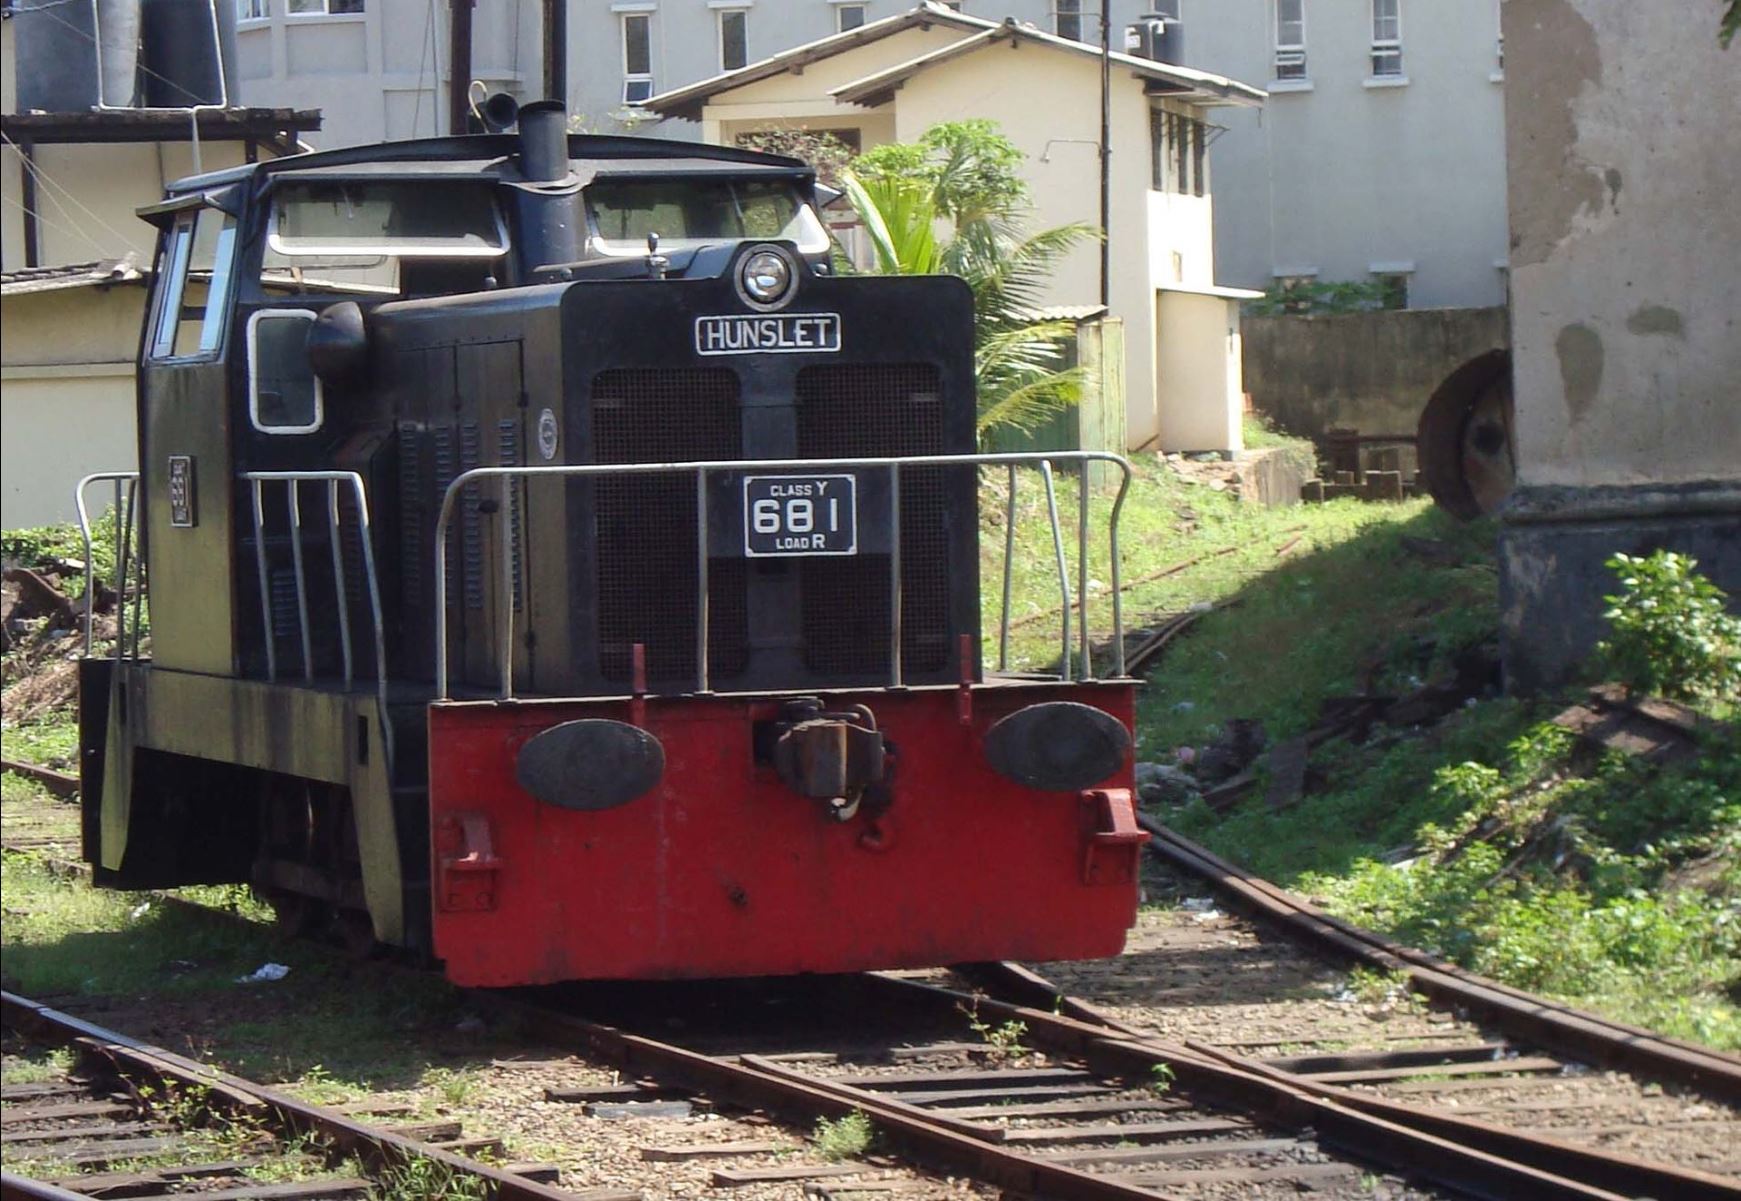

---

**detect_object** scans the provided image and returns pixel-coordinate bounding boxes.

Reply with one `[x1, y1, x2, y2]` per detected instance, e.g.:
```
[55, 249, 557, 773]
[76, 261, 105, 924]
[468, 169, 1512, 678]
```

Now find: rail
[73, 472, 143, 660]
[240, 472, 393, 769]
[434, 451, 1133, 701]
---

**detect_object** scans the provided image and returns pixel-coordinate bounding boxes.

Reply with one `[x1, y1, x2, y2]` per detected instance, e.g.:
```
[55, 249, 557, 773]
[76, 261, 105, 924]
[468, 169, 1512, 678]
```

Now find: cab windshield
[586, 178, 828, 255]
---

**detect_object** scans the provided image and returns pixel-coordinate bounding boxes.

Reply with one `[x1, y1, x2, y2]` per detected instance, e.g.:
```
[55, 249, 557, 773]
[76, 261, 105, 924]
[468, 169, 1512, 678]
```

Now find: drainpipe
[1099, 0, 1111, 310]
[543, 0, 566, 104]
[449, 0, 474, 134]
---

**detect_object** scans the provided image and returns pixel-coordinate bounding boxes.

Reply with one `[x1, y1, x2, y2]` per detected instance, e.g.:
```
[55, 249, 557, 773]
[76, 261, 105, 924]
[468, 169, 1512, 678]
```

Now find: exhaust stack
[510, 100, 582, 273]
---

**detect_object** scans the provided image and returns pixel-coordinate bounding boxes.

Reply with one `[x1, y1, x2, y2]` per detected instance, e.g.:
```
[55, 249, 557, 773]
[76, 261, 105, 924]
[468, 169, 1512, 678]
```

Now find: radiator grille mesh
[796, 364, 949, 676]
[591, 368, 745, 682]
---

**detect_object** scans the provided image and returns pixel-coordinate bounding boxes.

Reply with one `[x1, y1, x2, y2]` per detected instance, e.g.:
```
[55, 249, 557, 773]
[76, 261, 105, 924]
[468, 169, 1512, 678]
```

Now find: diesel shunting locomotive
[78, 102, 1146, 985]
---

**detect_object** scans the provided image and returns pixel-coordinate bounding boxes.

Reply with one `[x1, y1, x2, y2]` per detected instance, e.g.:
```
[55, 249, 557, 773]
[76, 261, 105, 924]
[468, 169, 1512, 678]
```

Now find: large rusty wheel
[1417, 348, 1515, 520]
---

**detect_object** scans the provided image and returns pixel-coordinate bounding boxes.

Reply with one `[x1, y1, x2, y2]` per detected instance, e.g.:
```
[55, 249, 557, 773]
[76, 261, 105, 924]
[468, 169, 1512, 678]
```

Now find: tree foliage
[843, 121, 1091, 438]
[1723, 0, 1740, 49]
[1597, 550, 1741, 703]
[1245, 278, 1390, 316]
[734, 128, 857, 185]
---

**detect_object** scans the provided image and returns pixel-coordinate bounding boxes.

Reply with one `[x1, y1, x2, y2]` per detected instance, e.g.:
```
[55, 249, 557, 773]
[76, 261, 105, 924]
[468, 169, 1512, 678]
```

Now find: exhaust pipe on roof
[517, 99, 570, 184]
[509, 100, 583, 274]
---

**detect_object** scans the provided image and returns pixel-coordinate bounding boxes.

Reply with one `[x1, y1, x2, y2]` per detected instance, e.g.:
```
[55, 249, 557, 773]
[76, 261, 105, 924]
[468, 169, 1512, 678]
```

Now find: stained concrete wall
[1243, 307, 1509, 438]
[1497, 0, 1741, 691]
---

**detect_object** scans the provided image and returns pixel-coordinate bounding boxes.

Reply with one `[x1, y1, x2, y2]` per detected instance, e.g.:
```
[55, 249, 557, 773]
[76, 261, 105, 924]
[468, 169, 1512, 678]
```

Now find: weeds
[422, 1066, 478, 1108]
[812, 1111, 874, 1161]
[0, 1046, 75, 1085]
[1598, 551, 1741, 704]
[959, 1000, 1029, 1057]
[371, 1157, 491, 1201]
[1148, 1062, 1175, 1094]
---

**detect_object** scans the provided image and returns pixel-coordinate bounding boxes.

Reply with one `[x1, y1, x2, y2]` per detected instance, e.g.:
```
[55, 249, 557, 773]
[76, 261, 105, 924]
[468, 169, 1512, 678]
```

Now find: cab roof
[164, 132, 813, 196]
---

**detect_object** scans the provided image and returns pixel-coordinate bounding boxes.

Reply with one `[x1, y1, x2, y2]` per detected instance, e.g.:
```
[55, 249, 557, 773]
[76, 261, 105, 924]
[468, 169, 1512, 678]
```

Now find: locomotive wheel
[268, 891, 329, 940]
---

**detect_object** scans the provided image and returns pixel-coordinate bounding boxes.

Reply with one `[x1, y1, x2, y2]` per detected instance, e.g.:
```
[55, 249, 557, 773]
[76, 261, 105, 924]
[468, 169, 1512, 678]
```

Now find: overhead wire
[2, 134, 140, 253]
[1, 191, 118, 261]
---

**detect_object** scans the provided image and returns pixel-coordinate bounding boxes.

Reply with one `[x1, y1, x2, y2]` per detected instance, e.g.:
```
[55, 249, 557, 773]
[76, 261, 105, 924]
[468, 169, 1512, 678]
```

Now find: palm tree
[840, 124, 1095, 440]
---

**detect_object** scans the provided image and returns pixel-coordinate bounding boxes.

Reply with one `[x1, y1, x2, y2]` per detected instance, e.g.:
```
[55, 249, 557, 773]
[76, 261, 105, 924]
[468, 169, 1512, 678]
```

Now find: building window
[286, 0, 363, 13]
[837, 3, 866, 32]
[622, 12, 653, 103]
[1493, 0, 1504, 74]
[1274, 0, 1306, 80]
[718, 8, 748, 70]
[248, 310, 324, 434]
[1055, 0, 1081, 42]
[1150, 109, 1206, 197]
[1371, 0, 1403, 76]
[238, 0, 269, 20]
[1374, 271, 1409, 309]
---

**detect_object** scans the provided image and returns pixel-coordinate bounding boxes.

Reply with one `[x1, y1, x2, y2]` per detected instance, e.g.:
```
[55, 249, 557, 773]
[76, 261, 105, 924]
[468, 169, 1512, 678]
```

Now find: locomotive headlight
[737, 246, 796, 310]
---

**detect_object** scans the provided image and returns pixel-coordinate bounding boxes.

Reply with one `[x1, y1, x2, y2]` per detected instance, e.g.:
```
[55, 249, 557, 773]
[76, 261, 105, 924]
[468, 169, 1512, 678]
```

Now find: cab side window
[248, 310, 323, 434]
[149, 206, 238, 359]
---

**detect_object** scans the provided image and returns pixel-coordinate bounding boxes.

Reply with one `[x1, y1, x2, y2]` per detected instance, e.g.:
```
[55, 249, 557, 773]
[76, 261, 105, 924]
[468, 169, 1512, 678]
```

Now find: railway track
[489, 969, 1740, 1201]
[0, 992, 633, 1201]
[5, 776, 1740, 1197]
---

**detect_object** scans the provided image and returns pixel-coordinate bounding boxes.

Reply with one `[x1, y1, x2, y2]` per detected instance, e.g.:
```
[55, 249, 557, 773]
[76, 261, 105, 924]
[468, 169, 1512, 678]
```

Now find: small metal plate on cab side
[167, 454, 197, 528]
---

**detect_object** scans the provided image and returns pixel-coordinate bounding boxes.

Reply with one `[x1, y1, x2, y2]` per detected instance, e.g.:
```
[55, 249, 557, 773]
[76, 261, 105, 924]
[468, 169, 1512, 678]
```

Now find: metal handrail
[241, 471, 393, 770]
[73, 472, 142, 658]
[434, 451, 1133, 701]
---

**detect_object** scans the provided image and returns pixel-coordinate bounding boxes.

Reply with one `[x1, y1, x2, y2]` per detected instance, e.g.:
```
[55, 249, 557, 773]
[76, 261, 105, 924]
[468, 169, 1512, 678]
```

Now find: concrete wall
[1155, 291, 1242, 452]
[1496, 0, 1741, 691]
[1, 285, 146, 528]
[0, 140, 254, 273]
[1243, 306, 1509, 438]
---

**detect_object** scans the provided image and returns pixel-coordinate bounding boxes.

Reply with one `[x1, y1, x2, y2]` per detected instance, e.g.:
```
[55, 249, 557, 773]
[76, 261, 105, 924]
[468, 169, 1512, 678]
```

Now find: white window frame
[717, 6, 749, 71]
[149, 207, 238, 361]
[238, 0, 269, 23]
[835, 2, 866, 33]
[247, 309, 325, 435]
[1274, 0, 1307, 82]
[1055, 0, 1082, 41]
[1491, 0, 1505, 79]
[285, 0, 364, 16]
[1370, 0, 1403, 78]
[621, 12, 654, 104]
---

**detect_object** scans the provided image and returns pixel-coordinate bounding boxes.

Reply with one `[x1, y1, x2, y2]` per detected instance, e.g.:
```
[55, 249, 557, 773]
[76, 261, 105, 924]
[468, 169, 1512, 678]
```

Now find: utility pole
[1099, 1, 1112, 309]
[448, 0, 474, 135]
[544, 0, 567, 106]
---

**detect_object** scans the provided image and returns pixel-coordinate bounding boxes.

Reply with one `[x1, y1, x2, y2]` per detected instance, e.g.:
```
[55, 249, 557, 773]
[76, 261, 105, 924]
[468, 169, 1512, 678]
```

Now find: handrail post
[498, 473, 515, 700]
[999, 464, 1017, 673]
[250, 478, 277, 681]
[1038, 460, 1071, 683]
[1108, 458, 1131, 677]
[326, 480, 354, 685]
[888, 463, 902, 688]
[286, 481, 314, 681]
[114, 480, 137, 666]
[1078, 458, 1092, 680]
[695, 469, 710, 694]
[345, 474, 394, 771]
[433, 481, 453, 701]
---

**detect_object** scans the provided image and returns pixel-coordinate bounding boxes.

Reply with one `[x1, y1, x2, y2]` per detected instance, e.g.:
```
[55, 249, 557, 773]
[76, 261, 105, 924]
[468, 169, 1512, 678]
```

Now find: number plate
[743, 474, 858, 557]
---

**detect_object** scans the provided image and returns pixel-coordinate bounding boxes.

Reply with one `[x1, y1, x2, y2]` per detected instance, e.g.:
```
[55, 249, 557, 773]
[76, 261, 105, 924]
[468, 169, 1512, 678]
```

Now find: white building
[227, 1, 1507, 310]
[646, 6, 1265, 452]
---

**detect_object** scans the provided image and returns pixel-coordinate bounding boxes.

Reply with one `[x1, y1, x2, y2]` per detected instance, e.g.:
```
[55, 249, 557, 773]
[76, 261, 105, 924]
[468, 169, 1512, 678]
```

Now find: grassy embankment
[993, 453, 1737, 1049]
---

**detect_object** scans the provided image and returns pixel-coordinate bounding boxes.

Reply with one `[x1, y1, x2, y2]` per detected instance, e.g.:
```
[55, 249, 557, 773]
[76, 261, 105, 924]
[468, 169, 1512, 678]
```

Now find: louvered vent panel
[796, 364, 949, 676]
[590, 368, 744, 682]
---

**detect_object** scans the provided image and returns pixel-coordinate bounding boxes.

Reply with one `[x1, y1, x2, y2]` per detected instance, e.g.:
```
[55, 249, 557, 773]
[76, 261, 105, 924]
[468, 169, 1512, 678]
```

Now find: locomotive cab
[78, 106, 1147, 985]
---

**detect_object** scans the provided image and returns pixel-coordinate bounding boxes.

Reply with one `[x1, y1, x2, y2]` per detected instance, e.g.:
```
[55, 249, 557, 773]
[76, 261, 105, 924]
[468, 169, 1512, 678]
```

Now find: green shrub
[1597, 550, 1741, 702]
